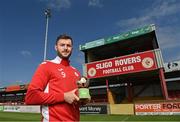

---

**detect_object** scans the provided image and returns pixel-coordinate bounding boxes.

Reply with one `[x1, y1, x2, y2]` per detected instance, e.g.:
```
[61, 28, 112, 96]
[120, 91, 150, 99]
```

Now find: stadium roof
[79, 24, 156, 51]
[0, 84, 28, 94]
[80, 24, 159, 63]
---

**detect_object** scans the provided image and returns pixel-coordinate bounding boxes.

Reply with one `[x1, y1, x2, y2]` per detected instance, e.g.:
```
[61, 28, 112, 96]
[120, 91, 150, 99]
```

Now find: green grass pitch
[0, 112, 180, 121]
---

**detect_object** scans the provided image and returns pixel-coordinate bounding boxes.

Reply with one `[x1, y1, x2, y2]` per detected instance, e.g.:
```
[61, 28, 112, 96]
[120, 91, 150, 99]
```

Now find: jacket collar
[50, 56, 70, 66]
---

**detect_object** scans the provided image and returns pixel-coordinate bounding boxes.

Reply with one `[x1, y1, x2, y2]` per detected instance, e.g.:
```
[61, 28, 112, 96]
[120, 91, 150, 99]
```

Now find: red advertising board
[86, 51, 158, 79]
[135, 102, 180, 115]
[5, 85, 20, 92]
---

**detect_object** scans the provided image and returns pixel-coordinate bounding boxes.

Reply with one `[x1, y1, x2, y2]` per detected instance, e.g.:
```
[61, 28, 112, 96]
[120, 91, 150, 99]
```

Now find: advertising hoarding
[0, 106, 4, 111]
[135, 102, 180, 115]
[164, 60, 180, 72]
[80, 105, 107, 114]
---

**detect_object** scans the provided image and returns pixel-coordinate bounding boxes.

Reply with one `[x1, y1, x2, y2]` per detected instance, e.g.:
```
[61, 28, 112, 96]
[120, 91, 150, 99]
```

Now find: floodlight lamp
[44, 8, 51, 18]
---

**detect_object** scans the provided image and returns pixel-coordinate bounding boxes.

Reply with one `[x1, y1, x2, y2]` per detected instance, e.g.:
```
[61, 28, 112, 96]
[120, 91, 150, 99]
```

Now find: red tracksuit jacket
[25, 56, 81, 121]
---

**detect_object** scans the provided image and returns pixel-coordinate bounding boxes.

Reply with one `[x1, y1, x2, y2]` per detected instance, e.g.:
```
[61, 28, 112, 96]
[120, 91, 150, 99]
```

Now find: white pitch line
[120, 116, 129, 122]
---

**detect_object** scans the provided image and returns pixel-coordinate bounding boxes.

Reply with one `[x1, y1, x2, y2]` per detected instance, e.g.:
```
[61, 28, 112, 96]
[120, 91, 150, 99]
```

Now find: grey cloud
[20, 50, 32, 57]
[88, 0, 103, 8]
[40, 0, 71, 11]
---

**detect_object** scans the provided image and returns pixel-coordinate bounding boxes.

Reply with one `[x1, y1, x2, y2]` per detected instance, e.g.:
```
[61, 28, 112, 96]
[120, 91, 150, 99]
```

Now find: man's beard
[57, 51, 72, 59]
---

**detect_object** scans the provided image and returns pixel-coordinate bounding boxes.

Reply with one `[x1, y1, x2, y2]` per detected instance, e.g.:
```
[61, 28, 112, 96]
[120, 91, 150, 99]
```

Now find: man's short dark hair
[56, 34, 73, 45]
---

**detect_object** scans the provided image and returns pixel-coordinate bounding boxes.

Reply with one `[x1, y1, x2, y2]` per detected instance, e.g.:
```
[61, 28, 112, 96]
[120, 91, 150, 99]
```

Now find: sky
[0, 0, 180, 87]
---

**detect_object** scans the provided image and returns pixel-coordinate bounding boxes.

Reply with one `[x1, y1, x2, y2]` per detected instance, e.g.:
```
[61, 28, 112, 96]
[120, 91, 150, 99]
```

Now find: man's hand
[64, 89, 79, 104]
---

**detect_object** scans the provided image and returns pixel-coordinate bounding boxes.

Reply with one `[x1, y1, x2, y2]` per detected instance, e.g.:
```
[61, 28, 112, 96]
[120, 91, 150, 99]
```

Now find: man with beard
[25, 34, 81, 121]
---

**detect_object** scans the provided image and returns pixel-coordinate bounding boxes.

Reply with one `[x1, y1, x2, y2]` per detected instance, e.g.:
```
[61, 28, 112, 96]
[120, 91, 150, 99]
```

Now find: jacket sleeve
[25, 62, 64, 105]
